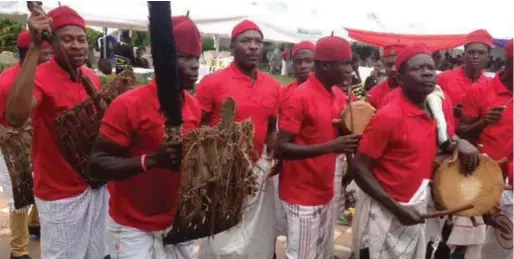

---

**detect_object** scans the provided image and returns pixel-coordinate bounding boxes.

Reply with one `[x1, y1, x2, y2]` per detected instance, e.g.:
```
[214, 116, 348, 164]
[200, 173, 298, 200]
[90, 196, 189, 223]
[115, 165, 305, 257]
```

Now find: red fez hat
[505, 40, 513, 59]
[16, 30, 31, 49]
[172, 16, 202, 57]
[314, 36, 352, 62]
[48, 6, 85, 32]
[383, 44, 405, 57]
[395, 44, 431, 71]
[465, 29, 493, 47]
[16, 30, 50, 49]
[292, 41, 315, 57]
[231, 19, 262, 39]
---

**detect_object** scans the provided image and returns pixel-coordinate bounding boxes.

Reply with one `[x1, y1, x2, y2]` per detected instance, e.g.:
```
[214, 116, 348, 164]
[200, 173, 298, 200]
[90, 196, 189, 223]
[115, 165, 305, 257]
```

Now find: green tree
[0, 18, 25, 52]
[86, 28, 103, 51]
[133, 31, 150, 47]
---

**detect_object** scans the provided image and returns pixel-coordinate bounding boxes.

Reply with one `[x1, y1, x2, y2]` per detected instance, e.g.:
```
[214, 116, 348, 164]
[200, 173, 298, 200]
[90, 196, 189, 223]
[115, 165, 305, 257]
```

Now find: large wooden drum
[432, 155, 504, 217]
[340, 100, 375, 134]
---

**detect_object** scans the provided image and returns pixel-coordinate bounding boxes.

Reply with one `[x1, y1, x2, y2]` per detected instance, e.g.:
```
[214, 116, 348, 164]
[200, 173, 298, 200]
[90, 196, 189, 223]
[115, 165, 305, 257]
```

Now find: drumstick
[421, 204, 474, 219]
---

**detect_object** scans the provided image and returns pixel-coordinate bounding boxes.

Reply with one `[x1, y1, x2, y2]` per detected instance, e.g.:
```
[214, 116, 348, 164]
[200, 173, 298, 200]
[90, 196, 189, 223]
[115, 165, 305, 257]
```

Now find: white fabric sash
[353, 179, 431, 259]
[197, 154, 277, 259]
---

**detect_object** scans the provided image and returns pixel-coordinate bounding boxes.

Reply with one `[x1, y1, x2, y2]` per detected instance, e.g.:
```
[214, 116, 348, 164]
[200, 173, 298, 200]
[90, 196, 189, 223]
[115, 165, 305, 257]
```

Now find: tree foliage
[0, 18, 25, 52]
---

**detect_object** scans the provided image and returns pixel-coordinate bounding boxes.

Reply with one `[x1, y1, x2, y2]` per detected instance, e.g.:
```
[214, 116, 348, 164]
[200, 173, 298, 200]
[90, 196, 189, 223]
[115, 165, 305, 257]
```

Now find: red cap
[292, 41, 315, 57]
[16, 30, 50, 49]
[505, 40, 513, 59]
[395, 44, 431, 71]
[231, 19, 262, 39]
[465, 29, 493, 47]
[314, 36, 352, 62]
[16, 30, 31, 48]
[48, 6, 85, 32]
[172, 16, 202, 57]
[383, 44, 405, 57]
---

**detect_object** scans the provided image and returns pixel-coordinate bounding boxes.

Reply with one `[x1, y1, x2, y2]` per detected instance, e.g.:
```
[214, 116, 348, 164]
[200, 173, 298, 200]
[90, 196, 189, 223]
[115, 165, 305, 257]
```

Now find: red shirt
[366, 79, 396, 108]
[30, 57, 101, 201]
[280, 80, 299, 103]
[358, 92, 455, 202]
[437, 67, 489, 106]
[279, 75, 348, 205]
[99, 82, 201, 231]
[0, 63, 21, 125]
[195, 63, 281, 158]
[461, 72, 513, 182]
[378, 87, 456, 135]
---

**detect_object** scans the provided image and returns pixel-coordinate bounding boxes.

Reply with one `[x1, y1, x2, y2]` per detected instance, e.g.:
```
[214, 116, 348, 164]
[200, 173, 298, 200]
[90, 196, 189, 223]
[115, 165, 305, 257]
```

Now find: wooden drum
[340, 100, 375, 134]
[432, 155, 504, 217]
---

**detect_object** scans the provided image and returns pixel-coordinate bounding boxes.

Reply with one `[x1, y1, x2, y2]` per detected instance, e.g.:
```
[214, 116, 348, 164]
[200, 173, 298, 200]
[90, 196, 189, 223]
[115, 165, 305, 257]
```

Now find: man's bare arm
[89, 135, 150, 181]
[274, 130, 335, 160]
[6, 46, 41, 127]
[457, 116, 486, 143]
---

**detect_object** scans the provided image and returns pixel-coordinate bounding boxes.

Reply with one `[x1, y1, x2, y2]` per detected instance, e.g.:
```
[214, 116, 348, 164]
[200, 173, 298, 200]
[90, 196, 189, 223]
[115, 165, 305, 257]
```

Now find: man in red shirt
[88, 16, 202, 258]
[4, 7, 109, 259]
[438, 29, 492, 127]
[352, 45, 480, 259]
[275, 35, 360, 259]
[273, 40, 315, 239]
[460, 40, 513, 259]
[195, 20, 280, 259]
[366, 44, 405, 108]
[280, 41, 315, 102]
[0, 29, 50, 259]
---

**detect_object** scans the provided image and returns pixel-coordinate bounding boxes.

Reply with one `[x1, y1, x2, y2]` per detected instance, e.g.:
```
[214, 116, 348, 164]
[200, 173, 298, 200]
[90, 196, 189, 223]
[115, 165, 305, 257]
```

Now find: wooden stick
[421, 204, 474, 219]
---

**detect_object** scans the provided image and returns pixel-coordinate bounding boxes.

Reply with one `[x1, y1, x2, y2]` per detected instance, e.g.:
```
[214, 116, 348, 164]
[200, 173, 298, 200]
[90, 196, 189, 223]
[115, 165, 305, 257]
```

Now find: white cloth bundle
[426, 85, 449, 146]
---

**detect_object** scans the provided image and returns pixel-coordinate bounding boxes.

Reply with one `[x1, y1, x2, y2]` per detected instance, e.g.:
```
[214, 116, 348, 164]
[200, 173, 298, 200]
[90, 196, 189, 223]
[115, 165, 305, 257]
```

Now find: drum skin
[340, 100, 375, 134]
[432, 155, 504, 217]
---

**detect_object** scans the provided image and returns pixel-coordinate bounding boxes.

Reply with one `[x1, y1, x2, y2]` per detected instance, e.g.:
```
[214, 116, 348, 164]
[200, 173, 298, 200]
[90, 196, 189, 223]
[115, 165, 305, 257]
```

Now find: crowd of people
[0, 3, 512, 259]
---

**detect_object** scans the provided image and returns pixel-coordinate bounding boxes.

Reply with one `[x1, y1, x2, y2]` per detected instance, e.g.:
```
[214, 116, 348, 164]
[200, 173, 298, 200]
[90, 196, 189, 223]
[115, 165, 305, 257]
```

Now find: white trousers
[107, 216, 196, 259]
[36, 186, 109, 259]
[353, 179, 430, 259]
[197, 157, 276, 259]
[282, 200, 335, 259]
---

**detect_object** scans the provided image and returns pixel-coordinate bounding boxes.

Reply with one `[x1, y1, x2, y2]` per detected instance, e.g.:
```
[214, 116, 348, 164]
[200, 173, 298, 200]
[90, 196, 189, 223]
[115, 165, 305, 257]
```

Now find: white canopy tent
[0, 0, 346, 43]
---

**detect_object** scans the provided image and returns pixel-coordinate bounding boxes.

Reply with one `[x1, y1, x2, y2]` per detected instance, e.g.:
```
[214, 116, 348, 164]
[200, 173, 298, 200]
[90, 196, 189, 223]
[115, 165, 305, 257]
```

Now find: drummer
[366, 44, 405, 108]
[275, 35, 361, 259]
[89, 16, 201, 258]
[460, 39, 513, 259]
[351, 44, 480, 259]
[0, 30, 50, 259]
[4, 6, 109, 259]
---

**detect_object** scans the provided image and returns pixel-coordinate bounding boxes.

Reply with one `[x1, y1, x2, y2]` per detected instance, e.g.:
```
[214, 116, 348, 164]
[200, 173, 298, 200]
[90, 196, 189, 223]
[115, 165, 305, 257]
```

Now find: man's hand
[265, 131, 277, 156]
[394, 205, 425, 226]
[331, 134, 362, 153]
[456, 139, 480, 174]
[146, 141, 182, 171]
[27, 8, 52, 46]
[483, 106, 505, 124]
